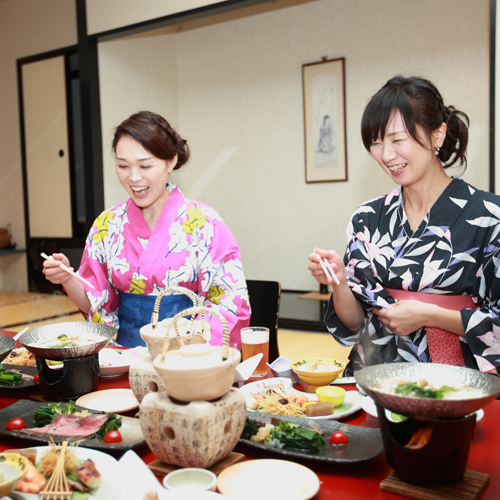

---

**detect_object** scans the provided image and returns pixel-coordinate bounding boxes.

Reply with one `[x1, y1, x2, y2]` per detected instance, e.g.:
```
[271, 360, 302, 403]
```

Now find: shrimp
[287, 393, 309, 405]
[16, 458, 47, 493]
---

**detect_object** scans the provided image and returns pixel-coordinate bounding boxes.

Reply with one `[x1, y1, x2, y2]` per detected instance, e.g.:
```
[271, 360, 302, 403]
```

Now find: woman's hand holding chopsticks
[42, 252, 92, 314]
[308, 248, 343, 286]
[308, 247, 365, 332]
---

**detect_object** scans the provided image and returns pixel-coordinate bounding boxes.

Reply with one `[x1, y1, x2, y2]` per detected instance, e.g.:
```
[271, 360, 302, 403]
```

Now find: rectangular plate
[238, 413, 384, 463]
[0, 400, 145, 451]
[0, 364, 39, 391]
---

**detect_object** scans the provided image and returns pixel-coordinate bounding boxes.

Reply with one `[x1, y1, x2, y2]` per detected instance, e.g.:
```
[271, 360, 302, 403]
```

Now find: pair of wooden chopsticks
[314, 250, 340, 285]
[41, 253, 94, 289]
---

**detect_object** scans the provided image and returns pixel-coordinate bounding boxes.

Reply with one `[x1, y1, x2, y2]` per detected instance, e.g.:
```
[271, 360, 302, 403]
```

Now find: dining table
[1, 328, 500, 500]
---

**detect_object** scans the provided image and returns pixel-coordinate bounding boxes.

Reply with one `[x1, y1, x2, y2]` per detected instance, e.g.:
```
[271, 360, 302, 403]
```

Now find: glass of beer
[241, 327, 269, 378]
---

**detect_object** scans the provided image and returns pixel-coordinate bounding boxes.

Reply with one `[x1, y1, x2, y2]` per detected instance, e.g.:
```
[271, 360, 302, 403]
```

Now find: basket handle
[162, 306, 229, 360]
[150, 287, 203, 329]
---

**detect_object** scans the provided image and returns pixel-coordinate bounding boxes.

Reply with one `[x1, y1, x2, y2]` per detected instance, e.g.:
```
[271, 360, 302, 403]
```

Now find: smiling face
[369, 111, 445, 188]
[115, 135, 177, 214]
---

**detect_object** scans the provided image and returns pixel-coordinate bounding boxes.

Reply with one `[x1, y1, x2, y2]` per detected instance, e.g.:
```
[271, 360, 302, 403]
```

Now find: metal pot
[20, 322, 116, 360]
[355, 363, 500, 420]
[0, 334, 15, 363]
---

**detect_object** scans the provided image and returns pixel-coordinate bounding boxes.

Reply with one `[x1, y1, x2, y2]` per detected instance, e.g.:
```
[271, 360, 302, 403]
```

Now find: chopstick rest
[41, 252, 94, 289]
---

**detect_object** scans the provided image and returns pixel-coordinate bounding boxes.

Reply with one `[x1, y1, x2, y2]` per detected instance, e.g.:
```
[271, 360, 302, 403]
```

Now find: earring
[435, 147, 440, 156]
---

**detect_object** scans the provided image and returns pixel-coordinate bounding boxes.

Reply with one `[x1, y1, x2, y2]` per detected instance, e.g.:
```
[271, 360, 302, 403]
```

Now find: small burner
[35, 354, 100, 401]
[377, 403, 476, 482]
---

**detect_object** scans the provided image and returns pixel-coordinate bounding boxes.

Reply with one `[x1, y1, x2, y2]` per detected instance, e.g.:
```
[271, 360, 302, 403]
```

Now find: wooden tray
[380, 470, 490, 500]
[148, 452, 245, 477]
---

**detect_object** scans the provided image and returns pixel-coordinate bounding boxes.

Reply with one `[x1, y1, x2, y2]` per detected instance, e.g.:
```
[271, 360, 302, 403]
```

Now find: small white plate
[241, 378, 363, 420]
[361, 396, 484, 423]
[12, 446, 118, 500]
[98, 348, 132, 377]
[76, 389, 139, 413]
[217, 459, 319, 500]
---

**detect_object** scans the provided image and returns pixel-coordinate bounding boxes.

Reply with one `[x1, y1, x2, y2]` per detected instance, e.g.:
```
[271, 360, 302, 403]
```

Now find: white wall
[0, 0, 77, 290]
[86, 0, 230, 35]
[98, 0, 490, 291]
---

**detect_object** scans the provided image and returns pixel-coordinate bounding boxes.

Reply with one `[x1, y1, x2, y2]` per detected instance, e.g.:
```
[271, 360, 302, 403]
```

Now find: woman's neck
[402, 170, 452, 231]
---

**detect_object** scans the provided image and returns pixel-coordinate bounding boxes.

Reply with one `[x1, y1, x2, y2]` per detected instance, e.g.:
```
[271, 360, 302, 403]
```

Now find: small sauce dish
[163, 467, 217, 491]
[316, 386, 346, 406]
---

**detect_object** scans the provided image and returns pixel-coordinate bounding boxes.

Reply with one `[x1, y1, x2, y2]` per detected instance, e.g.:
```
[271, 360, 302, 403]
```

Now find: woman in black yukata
[308, 75, 500, 376]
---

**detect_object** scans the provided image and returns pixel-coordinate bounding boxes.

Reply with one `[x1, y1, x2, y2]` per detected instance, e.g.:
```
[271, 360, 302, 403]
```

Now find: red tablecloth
[1, 328, 499, 499]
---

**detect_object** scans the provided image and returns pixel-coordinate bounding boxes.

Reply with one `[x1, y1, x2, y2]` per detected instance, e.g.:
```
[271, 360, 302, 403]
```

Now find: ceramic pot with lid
[152, 306, 240, 402]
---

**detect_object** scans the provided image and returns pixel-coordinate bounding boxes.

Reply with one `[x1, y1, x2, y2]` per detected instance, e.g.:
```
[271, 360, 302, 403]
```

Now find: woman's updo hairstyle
[112, 111, 190, 170]
[361, 75, 469, 169]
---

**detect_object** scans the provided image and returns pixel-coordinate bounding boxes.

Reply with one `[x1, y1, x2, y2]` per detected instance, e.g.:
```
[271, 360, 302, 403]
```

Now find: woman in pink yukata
[43, 111, 250, 348]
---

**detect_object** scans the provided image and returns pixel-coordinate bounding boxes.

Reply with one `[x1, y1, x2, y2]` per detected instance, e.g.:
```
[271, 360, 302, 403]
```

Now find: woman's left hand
[374, 300, 431, 336]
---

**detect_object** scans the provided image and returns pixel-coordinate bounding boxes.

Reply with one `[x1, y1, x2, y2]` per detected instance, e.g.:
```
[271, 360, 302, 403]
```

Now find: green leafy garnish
[0, 363, 23, 384]
[394, 383, 458, 399]
[92, 413, 122, 441]
[241, 418, 260, 439]
[268, 421, 325, 451]
[33, 401, 79, 427]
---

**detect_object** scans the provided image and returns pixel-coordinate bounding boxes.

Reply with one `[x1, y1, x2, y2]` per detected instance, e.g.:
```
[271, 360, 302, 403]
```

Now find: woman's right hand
[42, 253, 73, 286]
[308, 247, 345, 285]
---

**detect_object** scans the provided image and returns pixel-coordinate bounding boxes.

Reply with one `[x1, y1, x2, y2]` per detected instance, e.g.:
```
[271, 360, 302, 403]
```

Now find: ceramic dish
[0, 364, 39, 391]
[361, 395, 485, 423]
[0, 452, 29, 497]
[98, 348, 132, 377]
[217, 459, 320, 499]
[12, 446, 118, 500]
[76, 389, 139, 413]
[238, 413, 384, 464]
[0, 400, 145, 451]
[241, 378, 364, 420]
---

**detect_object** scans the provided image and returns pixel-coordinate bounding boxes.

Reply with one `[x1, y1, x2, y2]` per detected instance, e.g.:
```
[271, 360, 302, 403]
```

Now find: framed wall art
[302, 57, 348, 183]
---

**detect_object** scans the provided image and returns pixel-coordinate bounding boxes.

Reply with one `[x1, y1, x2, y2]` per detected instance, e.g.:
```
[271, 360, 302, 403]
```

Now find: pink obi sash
[384, 288, 479, 366]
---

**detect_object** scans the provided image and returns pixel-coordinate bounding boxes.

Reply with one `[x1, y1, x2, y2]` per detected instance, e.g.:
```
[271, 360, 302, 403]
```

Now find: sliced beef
[21, 413, 109, 440]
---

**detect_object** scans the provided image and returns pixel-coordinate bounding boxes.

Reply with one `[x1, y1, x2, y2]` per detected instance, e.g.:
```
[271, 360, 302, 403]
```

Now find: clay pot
[140, 388, 246, 468]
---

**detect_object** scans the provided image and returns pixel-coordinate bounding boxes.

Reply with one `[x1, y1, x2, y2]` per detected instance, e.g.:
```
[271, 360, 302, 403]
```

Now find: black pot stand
[376, 404, 490, 499]
[35, 354, 100, 401]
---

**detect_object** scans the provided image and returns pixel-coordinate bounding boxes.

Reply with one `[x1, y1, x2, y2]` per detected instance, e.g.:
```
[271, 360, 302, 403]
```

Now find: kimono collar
[126, 183, 185, 239]
[399, 177, 474, 238]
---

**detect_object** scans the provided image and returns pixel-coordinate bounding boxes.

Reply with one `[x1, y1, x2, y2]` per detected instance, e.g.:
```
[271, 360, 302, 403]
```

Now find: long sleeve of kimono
[195, 217, 250, 349]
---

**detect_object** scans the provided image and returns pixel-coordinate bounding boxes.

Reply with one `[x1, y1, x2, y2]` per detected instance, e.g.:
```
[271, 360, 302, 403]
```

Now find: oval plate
[238, 413, 384, 463]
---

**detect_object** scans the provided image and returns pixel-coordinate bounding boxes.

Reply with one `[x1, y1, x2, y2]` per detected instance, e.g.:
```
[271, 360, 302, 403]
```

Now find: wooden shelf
[0, 248, 26, 256]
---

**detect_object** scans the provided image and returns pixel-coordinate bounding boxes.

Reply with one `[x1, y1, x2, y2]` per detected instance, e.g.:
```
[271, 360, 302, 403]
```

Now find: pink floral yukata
[77, 183, 250, 348]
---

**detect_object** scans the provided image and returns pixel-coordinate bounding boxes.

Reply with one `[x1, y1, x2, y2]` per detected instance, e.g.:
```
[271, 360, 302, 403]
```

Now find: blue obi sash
[117, 291, 193, 347]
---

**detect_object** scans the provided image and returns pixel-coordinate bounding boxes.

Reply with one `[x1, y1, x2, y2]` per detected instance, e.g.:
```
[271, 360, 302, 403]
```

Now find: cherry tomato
[329, 431, 348, 445]
[103, 430, 123, 443]
[6, 418, 25, 431]
[33, 374, 39, 383]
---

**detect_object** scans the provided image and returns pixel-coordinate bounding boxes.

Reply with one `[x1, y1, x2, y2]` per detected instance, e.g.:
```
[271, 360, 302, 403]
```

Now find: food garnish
[6, 417, 25, 430]
[33, 401, 80, 427]
[93, 413, 122, 441]
[241, 417, 325, 452]
[394, 382, 457, 399]
[329, 431, 348, 445]
[0, 363, 23, 384]
[103, 430, 122, 443]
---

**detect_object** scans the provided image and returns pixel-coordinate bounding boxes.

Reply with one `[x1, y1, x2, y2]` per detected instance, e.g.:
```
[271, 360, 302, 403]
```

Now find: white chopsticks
[314, 250, 340, 285]
[41, 252, 94, 289]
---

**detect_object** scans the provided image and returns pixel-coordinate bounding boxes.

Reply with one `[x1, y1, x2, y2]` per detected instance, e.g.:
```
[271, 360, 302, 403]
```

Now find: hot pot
[20, 322, 116, 400]
[0, 334, 15, 363]
[355, 363, 500, 482]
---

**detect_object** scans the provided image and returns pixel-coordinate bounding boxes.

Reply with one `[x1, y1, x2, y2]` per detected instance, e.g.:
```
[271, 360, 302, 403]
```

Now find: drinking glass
[240, 326, 269, 378]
